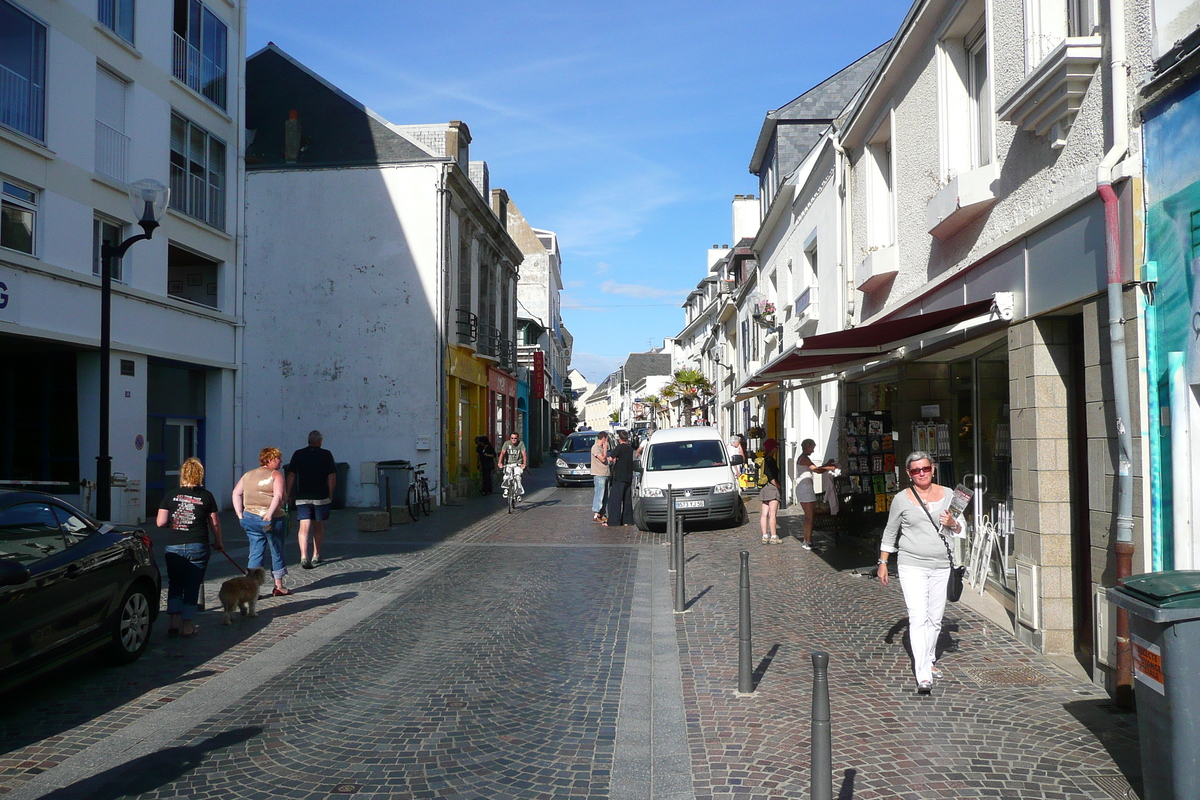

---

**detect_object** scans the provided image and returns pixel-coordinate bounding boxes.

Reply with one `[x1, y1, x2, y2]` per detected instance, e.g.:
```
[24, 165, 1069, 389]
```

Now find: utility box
[1108, 571, 1200, 800]
[375, 460, 412, 508]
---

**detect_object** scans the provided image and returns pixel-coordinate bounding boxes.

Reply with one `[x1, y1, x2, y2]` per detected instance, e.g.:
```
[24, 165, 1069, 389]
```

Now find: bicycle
[501, 463, 524, 513]
[406, 462, 432, 521]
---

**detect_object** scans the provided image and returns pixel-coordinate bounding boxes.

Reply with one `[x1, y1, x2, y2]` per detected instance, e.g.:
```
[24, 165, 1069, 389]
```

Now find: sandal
[182, 625, 199, 638]
[272, 587, 293, 597]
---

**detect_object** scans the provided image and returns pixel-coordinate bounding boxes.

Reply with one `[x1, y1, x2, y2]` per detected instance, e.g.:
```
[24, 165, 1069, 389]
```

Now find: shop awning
[732, 381, 782, 402]
[754, 294, 1011, 382]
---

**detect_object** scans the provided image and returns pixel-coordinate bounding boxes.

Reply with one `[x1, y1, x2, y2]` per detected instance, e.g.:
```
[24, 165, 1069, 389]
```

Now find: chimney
[445, 121, 472, 169]
[491, 188, 509, 229]
[284, 110, 301, 163]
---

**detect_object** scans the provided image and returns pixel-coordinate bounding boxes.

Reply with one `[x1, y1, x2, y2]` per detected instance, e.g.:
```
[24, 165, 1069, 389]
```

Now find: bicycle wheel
[508, 483, 517, 513]
[406, 483, 421, 521]
[420, 479, 432, 515]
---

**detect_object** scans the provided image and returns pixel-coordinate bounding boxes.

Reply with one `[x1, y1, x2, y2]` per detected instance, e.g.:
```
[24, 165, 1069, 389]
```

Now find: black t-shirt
[288, 446, 337, 500]
[763, 455, 780, 485]
[158, 486, 218, 546]
[609, 442, 635, 482]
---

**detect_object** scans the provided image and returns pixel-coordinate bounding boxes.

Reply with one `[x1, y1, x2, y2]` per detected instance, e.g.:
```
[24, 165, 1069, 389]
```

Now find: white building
[0, 0, 245, 521]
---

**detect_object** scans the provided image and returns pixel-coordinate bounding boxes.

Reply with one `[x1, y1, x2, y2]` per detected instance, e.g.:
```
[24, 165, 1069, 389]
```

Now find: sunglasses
[908, 465, 933, 475]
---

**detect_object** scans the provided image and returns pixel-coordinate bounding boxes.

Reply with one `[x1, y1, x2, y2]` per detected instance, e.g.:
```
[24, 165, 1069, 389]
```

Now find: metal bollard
[811, 651, 832, 800]
[738, 550, 753, 693]
[384, 476, 392, 514]
[667, 484, 676, 571]
[674, 515, 686, 612]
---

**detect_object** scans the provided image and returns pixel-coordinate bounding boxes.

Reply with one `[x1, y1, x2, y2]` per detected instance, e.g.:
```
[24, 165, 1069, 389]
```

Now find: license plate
[674, 499, 704, 509]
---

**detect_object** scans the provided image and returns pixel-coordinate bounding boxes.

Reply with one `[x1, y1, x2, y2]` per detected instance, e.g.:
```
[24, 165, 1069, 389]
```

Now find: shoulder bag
[910, 488, 966, 603]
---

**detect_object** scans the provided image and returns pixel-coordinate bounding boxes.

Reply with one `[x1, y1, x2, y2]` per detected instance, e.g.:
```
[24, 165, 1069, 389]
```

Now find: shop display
[845, 411, 896, 514]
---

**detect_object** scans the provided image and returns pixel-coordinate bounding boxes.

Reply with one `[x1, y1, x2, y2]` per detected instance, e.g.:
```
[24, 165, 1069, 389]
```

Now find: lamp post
[96, 179, 169, 522]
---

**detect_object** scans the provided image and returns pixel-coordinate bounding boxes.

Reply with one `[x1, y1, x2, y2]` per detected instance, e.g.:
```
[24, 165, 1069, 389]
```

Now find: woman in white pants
[876, 451, 963, 694]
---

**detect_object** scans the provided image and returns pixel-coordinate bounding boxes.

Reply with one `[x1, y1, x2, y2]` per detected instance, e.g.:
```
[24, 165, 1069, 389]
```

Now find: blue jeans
[165, 542, 211, 620]
[592, 475, 610, 514]
[242, 512, 287, 579]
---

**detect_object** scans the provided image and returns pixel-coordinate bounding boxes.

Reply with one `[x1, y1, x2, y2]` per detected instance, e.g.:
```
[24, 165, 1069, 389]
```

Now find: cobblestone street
[0, 467, 1141, 799]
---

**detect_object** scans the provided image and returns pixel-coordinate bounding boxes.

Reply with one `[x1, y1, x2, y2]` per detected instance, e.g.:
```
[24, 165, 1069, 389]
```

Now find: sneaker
[769, 537, 781, 544]
[301, 560, 312, 570]
[931, 666, 943, 679]
[917, 681, 932, 695]
[801, 542, 813, 551]
[312, 557, 322, 567]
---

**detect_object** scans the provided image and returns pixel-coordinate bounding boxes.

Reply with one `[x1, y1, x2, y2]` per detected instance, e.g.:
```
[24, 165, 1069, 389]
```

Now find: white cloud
[599, 280, 688, 300]
[595, 262, 610, 275]
[571, 352, 623, 380]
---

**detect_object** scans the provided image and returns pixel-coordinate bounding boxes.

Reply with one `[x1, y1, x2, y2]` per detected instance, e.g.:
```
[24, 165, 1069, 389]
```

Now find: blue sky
[247, 0, 913, 385]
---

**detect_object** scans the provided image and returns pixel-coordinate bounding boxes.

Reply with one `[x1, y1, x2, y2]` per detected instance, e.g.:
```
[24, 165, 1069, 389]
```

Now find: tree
[609, 411, 620, 424]
[644, 394, 665, 428]
[668, 368, 713, 427]
[659, 385, 679, 427]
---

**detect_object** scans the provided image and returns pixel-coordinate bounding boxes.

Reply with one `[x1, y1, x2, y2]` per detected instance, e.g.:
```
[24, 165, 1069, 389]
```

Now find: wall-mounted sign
[920, 404, 940, 418]
[135, 434, 144, 451]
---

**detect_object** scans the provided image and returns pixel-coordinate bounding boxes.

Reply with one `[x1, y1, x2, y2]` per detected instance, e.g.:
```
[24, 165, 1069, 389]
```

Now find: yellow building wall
[446, 345, 489, 489]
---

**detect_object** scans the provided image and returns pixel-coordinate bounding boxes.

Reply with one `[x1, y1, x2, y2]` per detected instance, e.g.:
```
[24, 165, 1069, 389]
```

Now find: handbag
[911, 488, 966, 603]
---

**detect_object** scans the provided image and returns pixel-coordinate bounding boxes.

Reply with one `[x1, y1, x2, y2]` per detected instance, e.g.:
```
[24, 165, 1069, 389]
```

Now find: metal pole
[667, 484, 676, 572]
[738, 550, 752, 693]
[674, 514, 686, 613]
[96, 250, 113, 522]
[811, 651, 832, 800]
[385, 476, 392, 515]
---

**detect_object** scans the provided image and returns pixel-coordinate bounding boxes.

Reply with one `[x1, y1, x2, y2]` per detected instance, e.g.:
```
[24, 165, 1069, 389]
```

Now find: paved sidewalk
[0, 472, 1142, 799]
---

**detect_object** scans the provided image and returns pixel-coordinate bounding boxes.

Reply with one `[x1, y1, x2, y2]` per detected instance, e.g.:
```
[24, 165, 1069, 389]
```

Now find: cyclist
[499, 431, 528, 499]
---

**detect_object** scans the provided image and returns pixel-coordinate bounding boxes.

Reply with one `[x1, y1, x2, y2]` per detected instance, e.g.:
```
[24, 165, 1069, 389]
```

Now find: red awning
[757, 297, 1000, 381]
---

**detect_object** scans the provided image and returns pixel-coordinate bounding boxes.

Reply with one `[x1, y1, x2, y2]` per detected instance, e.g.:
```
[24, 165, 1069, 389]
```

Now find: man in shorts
[499, 431, 528, 498]
[286, 430, 337, 569]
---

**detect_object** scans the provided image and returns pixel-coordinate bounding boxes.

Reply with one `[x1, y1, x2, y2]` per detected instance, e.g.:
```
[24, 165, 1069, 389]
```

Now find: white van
[633, 426, 746, 531]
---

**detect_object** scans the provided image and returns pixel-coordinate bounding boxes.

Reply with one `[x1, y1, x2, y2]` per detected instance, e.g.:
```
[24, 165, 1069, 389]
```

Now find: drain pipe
[1096, 0, 1134, 705]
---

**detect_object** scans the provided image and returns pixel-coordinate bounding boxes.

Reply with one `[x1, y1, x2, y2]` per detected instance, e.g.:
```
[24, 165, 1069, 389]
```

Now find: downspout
[832, 136, 855, 326]
[231, 0, 249, 490]
[1096, 0, 1133, 705]
[437, 163, 450, 505]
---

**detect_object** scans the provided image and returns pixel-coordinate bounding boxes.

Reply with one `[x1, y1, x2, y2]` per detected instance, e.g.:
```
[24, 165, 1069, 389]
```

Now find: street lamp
[96, 179, 169, 521]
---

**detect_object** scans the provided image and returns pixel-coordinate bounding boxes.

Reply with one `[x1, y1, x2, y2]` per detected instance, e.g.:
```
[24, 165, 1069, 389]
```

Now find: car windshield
[561, 434, 597, 453]
[645, 440, 727, 471]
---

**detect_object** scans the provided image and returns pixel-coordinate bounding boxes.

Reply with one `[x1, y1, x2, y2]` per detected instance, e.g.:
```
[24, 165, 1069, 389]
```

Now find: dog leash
[216, 546, 247, 575]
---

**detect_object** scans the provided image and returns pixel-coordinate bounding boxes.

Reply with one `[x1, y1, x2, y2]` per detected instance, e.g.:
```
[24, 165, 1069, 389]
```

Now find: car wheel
[108, 585, 153, 664]
[634, 504, 650, 532]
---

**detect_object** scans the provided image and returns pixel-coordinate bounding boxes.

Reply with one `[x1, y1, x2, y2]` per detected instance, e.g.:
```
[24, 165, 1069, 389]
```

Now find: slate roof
[245, 44, 436, 169]
[623, 352, 673, 386]
[749, 42, 890, 175]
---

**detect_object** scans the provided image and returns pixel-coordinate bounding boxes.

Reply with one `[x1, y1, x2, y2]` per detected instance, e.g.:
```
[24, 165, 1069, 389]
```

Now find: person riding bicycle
[499, 431, 528, 498]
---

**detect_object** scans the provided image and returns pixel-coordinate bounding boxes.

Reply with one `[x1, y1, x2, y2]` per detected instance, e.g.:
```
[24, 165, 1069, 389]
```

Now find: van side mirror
[730, 454, 745, 466]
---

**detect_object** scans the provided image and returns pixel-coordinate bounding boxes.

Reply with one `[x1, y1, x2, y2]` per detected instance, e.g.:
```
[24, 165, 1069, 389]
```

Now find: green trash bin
[1108, 570, 1200, 800]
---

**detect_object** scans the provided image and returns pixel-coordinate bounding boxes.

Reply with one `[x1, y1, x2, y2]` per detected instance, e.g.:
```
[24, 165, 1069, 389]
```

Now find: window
[172, 0, 227, 110]
[865, 129, 895, 248]
[170, 112, 226, 229]
[759, 138, 779, 217]
[167, 243, 220, 308]
[0, 502, 66, 565]
[645, 440, 727, 472]
[95, 67, 129, 182]
[0, 0, 46, 141]
[967, 24, 991, 170]
[93, 217, 125, 280]
[1025, 0, 1097, 69]
[938, 7, 991, 180]
[1, 180, 35, 254]
[97, 0, 134, 44]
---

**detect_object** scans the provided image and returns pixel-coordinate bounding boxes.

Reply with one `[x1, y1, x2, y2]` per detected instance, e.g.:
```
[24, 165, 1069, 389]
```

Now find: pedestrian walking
[590, 431, 610, 523]
[759, 438, 782, 543]
[876, 450, 964, 694]
[796, 438, 838, 550]
[286, 430, 336, 569]
[476, 435, 497, 495]
[156, 457, 223, 638]
[606, 429, 635, 527]
[499, 431, 528, 498]
[729, 434, 747, 474]
[233, 447, 291, 596]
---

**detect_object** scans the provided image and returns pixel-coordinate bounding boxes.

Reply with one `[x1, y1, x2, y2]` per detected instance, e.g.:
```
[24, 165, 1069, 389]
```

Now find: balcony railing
[499, 339, 516, 370]
[95, 121, 129, 182]
[0, 63, 44, 141]
[477, 325, 500, 358]
[456, 309, 478, 344]
[172, 33, 226, 109]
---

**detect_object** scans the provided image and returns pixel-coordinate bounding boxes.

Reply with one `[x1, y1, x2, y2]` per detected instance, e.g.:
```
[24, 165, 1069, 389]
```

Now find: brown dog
[218, 567, 267, 625]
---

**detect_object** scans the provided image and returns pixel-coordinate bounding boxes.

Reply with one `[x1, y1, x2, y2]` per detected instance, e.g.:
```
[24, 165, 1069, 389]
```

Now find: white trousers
[897, 564, 950, 684]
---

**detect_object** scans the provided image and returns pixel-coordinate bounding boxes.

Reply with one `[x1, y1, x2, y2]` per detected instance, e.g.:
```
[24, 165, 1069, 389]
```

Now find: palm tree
[668, 369, 713, 427]
[659, 385, 679, 427]
[644, 394, 665, 428]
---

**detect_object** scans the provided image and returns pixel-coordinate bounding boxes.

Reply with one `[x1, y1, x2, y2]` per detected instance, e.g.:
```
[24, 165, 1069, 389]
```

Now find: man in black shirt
[287, 430, 336, 569]
[606, 430, 635, 527]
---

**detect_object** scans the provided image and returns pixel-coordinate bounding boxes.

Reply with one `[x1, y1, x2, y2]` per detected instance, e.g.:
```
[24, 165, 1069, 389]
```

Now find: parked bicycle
[406, 463, 432, 521]
[501, 463, 524, 513]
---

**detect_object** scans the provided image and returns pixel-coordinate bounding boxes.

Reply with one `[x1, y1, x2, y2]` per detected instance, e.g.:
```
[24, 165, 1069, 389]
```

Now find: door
[162, 418, 199, 501]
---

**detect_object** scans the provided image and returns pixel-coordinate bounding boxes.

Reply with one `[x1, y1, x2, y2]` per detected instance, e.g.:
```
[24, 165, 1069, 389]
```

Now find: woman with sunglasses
[876, 450, 963, 695]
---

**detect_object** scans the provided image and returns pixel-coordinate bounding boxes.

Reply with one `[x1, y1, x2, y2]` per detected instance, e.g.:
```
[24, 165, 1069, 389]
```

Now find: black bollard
[674, 515, 686, 612]
[811, 651, 832, 800]
[738, 550, 752, 693]
[384, 476, 392, 515]
[667, 484, 676, 571]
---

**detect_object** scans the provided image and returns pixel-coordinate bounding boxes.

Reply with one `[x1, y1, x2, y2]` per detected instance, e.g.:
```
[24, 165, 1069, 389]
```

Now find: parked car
[633, 426, 746, 532]
[0, 491, 161, 692]
[555, 431, 599, 487]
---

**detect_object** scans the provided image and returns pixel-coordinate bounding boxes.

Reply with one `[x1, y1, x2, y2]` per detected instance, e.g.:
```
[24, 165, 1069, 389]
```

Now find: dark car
[555, 431, 599, 487]
[0, 491, 161, 691]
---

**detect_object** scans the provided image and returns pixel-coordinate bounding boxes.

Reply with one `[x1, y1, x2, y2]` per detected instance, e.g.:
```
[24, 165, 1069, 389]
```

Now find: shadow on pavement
[685, 584, 713, 610]
[837, 768, 857, 799]
[752, 643, 782, 691]
[1062, 699, 1144, 797]
[39, 727, 262, 800]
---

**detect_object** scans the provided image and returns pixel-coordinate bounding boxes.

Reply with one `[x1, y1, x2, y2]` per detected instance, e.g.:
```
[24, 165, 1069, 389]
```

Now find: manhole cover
[446, 699, 467, 708]
[961, 666, 1052, 686]
[332, 785, 361, 794]
[1088, 774, 1135, 799]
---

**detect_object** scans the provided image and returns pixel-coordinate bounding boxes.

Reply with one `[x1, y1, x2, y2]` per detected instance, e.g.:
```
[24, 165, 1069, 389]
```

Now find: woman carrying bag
[876, 450, 964, 695]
